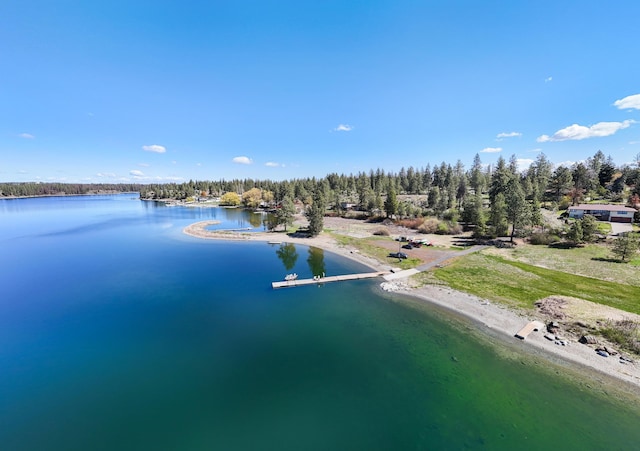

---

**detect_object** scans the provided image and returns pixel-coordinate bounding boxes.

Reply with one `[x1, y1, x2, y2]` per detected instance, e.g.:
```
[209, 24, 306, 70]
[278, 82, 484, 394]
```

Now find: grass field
[434, 252, 640, 315]
[482, 243, 640, 286]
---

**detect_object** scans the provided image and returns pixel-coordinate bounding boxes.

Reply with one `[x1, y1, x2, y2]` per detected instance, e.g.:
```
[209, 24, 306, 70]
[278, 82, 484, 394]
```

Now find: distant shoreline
[0, 191, 138, 200]
[183, 220, 640, 398]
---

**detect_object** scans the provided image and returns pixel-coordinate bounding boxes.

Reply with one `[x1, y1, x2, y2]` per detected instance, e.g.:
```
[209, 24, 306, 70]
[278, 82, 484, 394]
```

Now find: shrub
[599, 319, 640, 355]
[418, 218, 440, 234]
[558, 196, 571, 210]
[435, 220, 463, 235]
[529, 232, 560, 245]
[373, 228, 389, 236]
[396, 218, 424, 230]
[446, 222, 463, 235]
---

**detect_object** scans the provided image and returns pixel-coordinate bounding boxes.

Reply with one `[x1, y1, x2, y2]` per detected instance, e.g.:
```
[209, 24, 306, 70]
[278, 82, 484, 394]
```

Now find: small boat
[284, 273, 298, 281]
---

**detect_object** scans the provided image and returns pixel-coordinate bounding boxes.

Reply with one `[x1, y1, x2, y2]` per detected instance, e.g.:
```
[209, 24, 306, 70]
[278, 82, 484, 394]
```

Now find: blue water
[1, 194, 639, 450]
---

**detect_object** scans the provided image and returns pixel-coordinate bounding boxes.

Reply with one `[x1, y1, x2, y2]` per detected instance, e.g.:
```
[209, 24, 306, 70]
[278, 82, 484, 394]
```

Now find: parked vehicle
[388, 252, 408, 259]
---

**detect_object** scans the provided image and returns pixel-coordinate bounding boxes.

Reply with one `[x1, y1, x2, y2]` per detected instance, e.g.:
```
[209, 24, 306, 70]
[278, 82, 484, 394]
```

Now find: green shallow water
[1, 195, 639, 450]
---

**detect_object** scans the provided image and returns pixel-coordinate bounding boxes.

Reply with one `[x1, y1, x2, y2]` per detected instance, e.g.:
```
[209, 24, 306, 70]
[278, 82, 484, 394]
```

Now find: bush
[558, 196, 571, 210]
[418, 218, 440, 234]
[529, 232, 561, 245]
[373, 228, 389, 236]
[599, 319, 640, 355]
[446, 222, 463, 235]
[436, 222, 449, 234]
[442, 210, 459, 222]
[396, 218, 424, 230]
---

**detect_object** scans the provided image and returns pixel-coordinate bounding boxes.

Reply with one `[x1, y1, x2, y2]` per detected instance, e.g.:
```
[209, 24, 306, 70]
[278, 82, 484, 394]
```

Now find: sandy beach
[184, 219, 640, 396]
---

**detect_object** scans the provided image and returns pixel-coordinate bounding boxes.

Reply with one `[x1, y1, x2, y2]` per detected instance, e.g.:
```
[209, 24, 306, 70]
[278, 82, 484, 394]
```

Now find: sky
[1, 0, 639, 184]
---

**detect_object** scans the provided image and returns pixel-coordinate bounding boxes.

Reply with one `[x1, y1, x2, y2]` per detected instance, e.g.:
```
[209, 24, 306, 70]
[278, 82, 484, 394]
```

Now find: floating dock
[515, 320, 545, 340]
[272, 271, 389, 289]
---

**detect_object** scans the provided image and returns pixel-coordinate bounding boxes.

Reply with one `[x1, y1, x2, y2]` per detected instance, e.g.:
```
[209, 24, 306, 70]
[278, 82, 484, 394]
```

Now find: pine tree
[384, 186, 398, 218]
[277, 196, 296, 231]
[305, 189, 326, 237]
[505, 178, 530, 242]
[490, 192, 509, 237]
[566, 220, 583, 246]
[612, 233, 639, 262]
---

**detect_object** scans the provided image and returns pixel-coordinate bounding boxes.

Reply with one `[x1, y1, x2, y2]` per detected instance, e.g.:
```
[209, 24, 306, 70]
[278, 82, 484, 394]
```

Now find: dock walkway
[272, 271, 389, 289]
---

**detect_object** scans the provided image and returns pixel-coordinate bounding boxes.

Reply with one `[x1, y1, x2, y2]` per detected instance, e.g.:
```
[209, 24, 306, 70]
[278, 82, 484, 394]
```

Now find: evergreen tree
[566, 220, 583, 245]
[277, 196, 296, 231]
[580, 214, 598, 243]
[489, 156, 514, 203]
[469, 153, 485, 195]
[612, 232, 639, 262]
[530, 198, 543, 228]
[462, 192, 486, 236]
[384, 186, 398, 218]
[505, 178, 531, 242]
[549, 166, 573, 203]
[305, 188, 326, 237]
[490, 192, 509, 237]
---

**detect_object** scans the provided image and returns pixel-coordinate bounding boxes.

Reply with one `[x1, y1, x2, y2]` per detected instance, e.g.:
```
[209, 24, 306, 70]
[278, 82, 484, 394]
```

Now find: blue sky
[2, 1, 639, 183]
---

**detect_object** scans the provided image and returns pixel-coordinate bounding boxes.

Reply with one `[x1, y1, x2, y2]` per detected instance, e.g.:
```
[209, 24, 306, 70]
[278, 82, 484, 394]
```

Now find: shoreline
[183, 220, 640, 394]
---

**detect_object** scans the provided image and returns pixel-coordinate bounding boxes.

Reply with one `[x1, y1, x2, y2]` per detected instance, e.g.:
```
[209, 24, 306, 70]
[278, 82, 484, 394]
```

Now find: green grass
[486, 243, 640, 286]
[434, 253, 640, 314]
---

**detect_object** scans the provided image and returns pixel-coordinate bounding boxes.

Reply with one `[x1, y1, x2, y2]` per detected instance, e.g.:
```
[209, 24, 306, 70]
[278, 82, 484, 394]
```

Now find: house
[568, 204, 636, 223]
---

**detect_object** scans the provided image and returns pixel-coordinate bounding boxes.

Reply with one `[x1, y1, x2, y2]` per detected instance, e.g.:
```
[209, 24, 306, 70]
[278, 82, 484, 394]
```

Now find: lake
[1, 194, 639, 450]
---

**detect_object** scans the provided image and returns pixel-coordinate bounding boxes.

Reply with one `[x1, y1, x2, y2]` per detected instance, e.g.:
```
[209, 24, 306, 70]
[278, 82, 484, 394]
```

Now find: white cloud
[334, 124, 353, 132]
[630, 141, 640, 145]
[196, 162, 202, 166]
[265, 162, 284, 167]
[138, 163, 150, 167]
[232, 156, 253, 165]
[496, 131, 522, 139]
[614, 94, 640, 110]
[545, 76, 553, 83]
[96, 172, 117, 178]
[556, 160, 578, 168]
[537, 120, 634, 142]
[517, 158, 534, 171]
[142, 144, 166, 153]
[480, 147, 502, 153]
[19, 133, 34, 139]
[529, 148, 543, 153]
[129, 169, 145, 177]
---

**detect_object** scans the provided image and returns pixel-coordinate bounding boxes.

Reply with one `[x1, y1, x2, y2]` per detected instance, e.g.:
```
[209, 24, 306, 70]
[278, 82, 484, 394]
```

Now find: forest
[3, 151, 640, 241]
[0, 182, 143, 198]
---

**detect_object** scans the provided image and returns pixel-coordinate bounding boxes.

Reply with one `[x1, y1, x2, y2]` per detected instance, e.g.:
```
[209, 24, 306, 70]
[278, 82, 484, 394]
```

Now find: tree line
[0, 182, 143, 197]
[4, 150, 640, 240]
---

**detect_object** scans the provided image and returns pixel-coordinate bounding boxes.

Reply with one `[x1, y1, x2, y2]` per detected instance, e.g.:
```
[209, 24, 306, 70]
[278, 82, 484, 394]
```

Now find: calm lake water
[1, 194, 639, 450]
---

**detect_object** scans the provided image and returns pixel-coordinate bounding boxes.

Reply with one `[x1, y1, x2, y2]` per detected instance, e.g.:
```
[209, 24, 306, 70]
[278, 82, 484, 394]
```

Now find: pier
[272, 271, 390, 289]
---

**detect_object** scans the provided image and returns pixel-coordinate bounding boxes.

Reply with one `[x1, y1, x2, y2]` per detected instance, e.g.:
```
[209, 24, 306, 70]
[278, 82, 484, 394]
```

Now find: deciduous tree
[220, 191, 241, 206]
